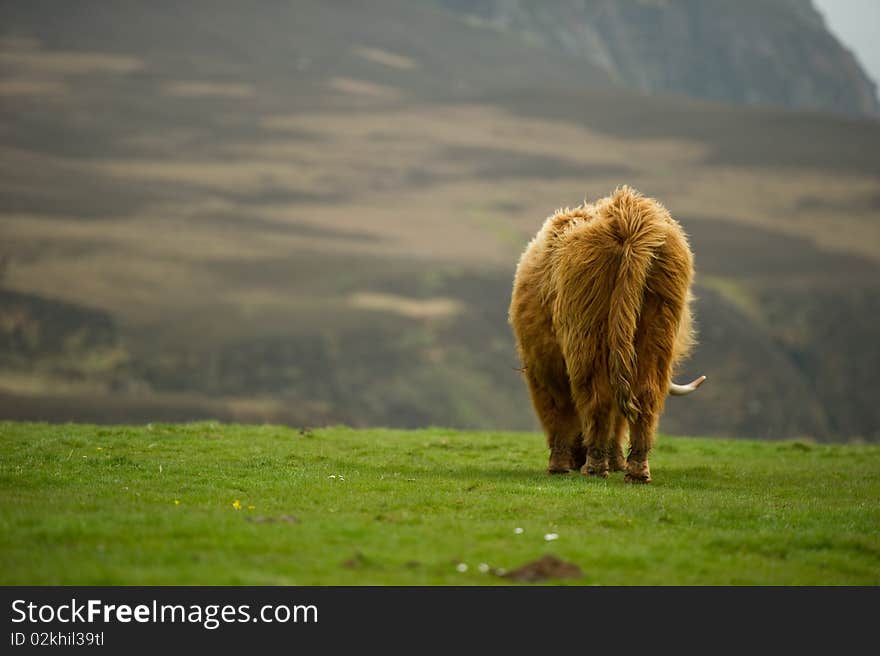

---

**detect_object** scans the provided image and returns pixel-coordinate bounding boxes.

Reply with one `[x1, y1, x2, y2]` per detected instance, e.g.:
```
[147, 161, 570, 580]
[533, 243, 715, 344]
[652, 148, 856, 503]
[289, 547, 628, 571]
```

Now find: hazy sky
[813, 0, 880, 97]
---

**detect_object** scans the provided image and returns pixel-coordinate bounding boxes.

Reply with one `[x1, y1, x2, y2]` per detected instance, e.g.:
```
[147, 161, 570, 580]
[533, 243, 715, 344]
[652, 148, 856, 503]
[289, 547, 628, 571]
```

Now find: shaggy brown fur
[509, 186, 695, 483]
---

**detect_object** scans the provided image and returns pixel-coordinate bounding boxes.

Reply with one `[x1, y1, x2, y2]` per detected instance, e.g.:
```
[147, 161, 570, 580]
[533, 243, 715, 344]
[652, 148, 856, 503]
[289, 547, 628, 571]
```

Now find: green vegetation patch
[1, 422, 878, 585]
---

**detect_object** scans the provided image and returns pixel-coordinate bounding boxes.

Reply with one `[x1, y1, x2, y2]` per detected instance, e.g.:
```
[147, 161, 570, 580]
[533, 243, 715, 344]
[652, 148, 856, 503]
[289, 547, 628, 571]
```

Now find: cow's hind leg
[571, 385, 615, 479]
[626, 412, 659, 483]
[625, 292, 680, 484]
[583, 403, 614, 478]
[524, 372, 582, 473]
[625, 366, 665, 484]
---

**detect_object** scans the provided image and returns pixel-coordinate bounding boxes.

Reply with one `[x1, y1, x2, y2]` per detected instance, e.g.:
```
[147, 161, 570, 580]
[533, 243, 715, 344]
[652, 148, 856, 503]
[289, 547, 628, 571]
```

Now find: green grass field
[1, 422, 878, 585]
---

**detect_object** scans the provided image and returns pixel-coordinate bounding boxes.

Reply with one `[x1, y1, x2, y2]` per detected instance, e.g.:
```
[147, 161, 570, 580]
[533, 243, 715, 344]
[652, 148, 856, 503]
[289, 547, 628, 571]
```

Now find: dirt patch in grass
[502, 555, 583, 583]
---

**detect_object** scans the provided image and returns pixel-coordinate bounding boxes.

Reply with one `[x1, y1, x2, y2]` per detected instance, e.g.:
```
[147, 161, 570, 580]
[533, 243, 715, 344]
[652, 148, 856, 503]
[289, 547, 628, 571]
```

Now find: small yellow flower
[232, 499, 242, 510]
[173, 499, 180, 506]
[247, 505, 255, 510]
[96, 447, 103, 451]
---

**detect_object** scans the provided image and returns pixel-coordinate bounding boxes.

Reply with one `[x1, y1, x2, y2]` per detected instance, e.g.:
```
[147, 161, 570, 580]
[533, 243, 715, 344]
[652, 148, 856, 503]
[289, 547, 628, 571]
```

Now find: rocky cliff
[435, 0, 880, 116]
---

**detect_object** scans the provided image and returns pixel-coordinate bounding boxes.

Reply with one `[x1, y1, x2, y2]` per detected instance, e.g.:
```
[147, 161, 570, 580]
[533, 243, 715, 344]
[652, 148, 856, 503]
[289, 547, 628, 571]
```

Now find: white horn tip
[669, 375, 708, 396]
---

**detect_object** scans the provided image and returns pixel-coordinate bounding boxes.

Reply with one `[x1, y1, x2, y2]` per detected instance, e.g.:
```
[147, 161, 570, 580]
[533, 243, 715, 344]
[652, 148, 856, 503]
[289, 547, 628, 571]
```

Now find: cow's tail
[602, 186, 667, 422]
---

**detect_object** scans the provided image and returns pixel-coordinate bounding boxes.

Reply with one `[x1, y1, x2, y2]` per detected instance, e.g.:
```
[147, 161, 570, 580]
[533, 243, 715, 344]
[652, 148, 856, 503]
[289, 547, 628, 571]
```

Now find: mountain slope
[1, 0, 879, 440]
[434, 0, 880, 116]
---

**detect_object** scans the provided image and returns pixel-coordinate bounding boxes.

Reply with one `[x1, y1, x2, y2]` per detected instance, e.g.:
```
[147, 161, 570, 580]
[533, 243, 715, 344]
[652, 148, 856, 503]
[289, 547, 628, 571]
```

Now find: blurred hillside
[1, 0, 879, 441]
[436, 0, 880, 116]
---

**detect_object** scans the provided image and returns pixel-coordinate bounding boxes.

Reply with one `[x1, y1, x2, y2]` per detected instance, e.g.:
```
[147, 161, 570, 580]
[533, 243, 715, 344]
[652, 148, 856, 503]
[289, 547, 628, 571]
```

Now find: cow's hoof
[625, 459, 651, 483]
[548, 447, 578, 474]
[547, 455, 575, 474]
[580, 463, 609, 479]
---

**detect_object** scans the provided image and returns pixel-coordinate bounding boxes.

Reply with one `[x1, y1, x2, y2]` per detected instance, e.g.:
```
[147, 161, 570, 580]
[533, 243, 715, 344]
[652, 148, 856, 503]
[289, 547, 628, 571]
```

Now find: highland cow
[509, 186, 705, 483]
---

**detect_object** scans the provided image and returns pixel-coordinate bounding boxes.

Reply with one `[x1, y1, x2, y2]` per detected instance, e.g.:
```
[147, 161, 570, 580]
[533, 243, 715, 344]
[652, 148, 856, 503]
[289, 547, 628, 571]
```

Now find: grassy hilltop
[1, 422, 878, 585]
